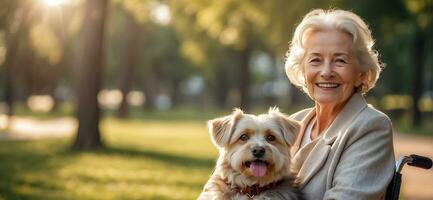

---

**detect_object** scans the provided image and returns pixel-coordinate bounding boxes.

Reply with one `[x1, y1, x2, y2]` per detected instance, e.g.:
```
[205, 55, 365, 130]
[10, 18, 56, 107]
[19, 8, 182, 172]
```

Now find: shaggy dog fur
[198, 108, 303, 200]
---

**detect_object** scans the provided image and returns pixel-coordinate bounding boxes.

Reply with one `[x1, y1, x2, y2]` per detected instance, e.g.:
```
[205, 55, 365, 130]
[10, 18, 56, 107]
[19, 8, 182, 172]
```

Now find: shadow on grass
[0, 139, 214, 200]
[0, 139, 75, 200]
[93, 146, 216, 169]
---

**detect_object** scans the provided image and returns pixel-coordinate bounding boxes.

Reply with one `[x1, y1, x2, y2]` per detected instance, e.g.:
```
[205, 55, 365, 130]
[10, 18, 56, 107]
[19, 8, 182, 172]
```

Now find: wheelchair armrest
[396, 154, 432, 173]
[407, 154, 433, 170]
[386, 154, 432, 200]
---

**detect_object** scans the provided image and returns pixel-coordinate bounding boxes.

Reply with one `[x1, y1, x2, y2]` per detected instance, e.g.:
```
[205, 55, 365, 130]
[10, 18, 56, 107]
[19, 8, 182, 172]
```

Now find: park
[0, 0, 432, 199]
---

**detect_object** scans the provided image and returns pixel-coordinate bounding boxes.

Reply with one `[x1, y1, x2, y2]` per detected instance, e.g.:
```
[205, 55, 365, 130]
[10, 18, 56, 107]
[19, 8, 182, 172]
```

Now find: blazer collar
[321, 92, 368, 144]
[292, 93, 368, 187]
[293, 93, 367, 152]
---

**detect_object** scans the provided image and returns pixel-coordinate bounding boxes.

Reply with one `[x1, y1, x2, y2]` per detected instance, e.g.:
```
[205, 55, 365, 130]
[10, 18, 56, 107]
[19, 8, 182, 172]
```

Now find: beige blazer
[289, 93, 395, 200]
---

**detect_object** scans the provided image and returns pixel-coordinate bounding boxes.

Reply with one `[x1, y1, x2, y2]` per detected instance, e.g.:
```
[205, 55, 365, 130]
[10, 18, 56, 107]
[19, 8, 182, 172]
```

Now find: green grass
[2, 105, 431, 200]
[0, 119, 218, 200]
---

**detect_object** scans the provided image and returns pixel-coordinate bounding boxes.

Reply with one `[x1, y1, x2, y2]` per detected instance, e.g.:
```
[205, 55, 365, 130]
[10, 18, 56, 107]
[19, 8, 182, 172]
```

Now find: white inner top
[301, 117, 316, 147]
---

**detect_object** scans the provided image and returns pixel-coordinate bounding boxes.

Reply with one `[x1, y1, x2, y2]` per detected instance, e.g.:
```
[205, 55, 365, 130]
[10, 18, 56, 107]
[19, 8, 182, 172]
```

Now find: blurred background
[0, 0, 431, 199]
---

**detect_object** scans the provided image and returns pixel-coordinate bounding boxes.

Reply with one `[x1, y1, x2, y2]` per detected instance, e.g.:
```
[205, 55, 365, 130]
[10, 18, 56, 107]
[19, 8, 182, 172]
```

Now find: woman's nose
[320, 62, 334, 79]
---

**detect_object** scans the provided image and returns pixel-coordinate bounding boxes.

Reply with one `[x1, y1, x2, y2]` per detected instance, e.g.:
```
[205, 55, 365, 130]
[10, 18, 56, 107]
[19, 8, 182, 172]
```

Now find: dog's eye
[266, 135, 276, 142]
[239, 134, 249, 141]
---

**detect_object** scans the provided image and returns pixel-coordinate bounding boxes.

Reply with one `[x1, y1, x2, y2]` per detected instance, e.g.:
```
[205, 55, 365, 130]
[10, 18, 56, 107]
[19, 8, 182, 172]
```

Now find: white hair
[285, 9, 383, 94]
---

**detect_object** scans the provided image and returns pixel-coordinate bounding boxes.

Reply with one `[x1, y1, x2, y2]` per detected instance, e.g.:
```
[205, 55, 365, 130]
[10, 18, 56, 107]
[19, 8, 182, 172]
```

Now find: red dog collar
[231, 179, 284, 198]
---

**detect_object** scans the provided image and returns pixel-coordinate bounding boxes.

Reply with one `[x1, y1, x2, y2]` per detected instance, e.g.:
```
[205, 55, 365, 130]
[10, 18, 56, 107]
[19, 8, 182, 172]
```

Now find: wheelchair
[385, 154, 433, 200]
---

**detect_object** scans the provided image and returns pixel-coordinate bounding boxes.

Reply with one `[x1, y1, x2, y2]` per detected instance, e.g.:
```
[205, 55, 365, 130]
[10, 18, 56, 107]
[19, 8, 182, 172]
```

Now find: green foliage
[0, 0, 431, 124]
[338, 0, 432, 96]
[106, 2, 195, 92]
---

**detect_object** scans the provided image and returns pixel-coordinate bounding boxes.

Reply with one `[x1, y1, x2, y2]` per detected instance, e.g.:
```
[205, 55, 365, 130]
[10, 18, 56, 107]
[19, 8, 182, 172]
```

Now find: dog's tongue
[250, 161, 267, 177]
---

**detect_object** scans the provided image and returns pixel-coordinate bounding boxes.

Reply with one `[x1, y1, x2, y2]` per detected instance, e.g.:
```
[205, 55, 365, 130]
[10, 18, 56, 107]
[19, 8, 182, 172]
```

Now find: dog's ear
[268, 107, 300, 146]
[207, 108, 244, 148]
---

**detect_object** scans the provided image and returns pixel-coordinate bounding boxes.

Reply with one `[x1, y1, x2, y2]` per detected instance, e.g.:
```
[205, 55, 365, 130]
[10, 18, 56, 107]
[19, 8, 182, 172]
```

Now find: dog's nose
[252, 146, 265, 158]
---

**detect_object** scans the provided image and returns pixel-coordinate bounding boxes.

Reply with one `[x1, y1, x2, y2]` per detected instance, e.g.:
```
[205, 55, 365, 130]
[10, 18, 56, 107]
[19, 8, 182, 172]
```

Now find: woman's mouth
[315, 83, 340, 88]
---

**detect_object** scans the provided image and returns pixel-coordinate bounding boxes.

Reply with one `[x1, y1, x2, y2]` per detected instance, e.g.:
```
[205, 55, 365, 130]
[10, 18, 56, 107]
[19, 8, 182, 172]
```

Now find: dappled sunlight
[0, 116, 76, 140]
[97, 90, 146, 109]
[102, 119, 217, 159]
[381, 95, 433, 112]
[0, 114, 9, 130]
[0, 0, 432, 199]
[382, 95, 413, 110]
[98, 89, 123, 110]
[0, 117, 431, 199]
[179, 39, 206, 65]
[30, 24, 62, 65]
[150, 2, 171, 25]
[27, 95, 55, 113]
[98, 89, 177, 110]
[419, 97, 433, 112]
[41, 0, 69, 7]
[0, 121, 216, 199]
[219, 27, 239, 45]
[127, 91, 145, 107]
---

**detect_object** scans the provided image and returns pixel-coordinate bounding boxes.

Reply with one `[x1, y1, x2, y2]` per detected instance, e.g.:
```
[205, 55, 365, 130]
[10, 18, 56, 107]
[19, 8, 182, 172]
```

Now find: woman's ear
[207, 108, 244, 148]
[356, 72, 367, 87]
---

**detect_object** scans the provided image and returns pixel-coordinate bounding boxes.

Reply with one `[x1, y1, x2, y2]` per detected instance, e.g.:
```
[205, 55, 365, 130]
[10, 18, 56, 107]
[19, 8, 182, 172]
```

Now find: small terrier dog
[198, 108, 303, 200]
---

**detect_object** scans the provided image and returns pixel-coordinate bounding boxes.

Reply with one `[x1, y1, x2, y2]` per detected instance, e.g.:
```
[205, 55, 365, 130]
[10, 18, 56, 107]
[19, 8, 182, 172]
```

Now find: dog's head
[208, 107, 300, 186]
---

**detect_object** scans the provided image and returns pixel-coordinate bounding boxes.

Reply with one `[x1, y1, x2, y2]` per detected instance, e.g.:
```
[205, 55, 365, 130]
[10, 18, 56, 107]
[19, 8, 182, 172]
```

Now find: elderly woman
[285, 9, 395, 199]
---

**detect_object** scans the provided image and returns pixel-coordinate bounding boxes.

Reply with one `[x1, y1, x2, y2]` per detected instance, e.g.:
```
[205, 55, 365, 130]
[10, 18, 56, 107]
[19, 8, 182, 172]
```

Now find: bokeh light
[42, 0, 67, 7]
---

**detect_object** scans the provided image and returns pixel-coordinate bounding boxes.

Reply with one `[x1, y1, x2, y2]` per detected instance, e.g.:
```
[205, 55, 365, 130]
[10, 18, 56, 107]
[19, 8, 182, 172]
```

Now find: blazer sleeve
[324, 115, 395, 200]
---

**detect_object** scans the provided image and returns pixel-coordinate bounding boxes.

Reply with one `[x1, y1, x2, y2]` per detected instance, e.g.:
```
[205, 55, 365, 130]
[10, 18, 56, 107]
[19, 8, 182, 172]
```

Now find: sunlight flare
[42, 0, 67, 7]
[150, 3, 171, 25]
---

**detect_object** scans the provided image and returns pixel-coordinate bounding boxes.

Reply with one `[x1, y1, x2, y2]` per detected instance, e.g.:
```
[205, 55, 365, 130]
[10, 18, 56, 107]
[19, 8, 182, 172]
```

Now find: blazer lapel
[293, 93, 368, 187]
[291, 109, 315, 157]
[321, 93, 368, 144]
[295, 139, 331, 187]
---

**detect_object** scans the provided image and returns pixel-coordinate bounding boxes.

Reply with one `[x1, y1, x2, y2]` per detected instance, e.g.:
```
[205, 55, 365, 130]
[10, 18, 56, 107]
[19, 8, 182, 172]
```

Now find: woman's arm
[324, 115, 395, 200]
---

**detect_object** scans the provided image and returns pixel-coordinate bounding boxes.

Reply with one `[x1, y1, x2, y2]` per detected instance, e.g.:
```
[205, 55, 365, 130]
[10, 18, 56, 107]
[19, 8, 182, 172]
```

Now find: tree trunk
[170, 78, 182, 108]
[215, 65, 229, 109]
[72, 0, 108, 150]
[411, 29, 424, 127]
[3, 36, 18, 117]
[143, 67, 158, 111]
[116, 13, 139, 118]
[237, 46, 252, 111]
[2, 8, 32, 116]
[21, 37, 36, 100]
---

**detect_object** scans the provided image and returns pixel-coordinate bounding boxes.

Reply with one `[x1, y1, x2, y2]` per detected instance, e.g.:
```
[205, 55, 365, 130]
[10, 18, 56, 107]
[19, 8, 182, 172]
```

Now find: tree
[1, 0, 35, 116]
[116, 10, 139, 118]
[341, 0, 432, 126]
[406, 1, 432, 126]
[72, 0, 109, 150]
[170, 0, 326, 110]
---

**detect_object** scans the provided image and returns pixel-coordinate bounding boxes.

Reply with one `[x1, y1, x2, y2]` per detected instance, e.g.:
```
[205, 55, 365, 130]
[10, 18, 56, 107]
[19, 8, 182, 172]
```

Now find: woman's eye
[309, 58, 320, 64]
[239, 134, 249, 141]
[335, 59, 347, 64]
[266, 135, 276, 142]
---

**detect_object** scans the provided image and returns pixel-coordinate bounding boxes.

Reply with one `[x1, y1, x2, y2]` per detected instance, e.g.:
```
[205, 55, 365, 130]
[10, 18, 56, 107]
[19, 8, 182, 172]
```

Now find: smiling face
[208, 108, 300, 186]
[303, 29, 365, 107]
[227, 115, 290, 178]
